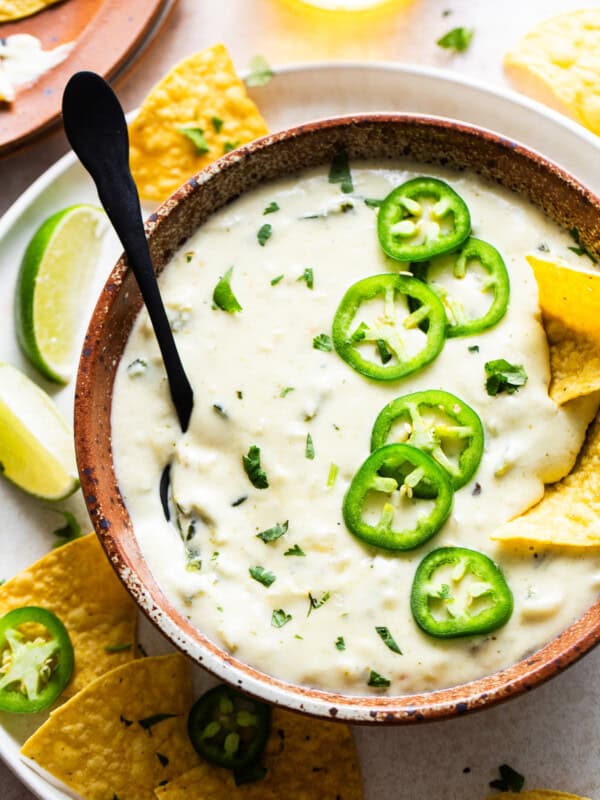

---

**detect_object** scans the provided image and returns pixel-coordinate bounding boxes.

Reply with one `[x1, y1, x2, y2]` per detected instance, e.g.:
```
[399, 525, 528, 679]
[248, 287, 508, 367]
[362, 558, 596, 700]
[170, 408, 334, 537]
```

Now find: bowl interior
[75, 114, 600, 723]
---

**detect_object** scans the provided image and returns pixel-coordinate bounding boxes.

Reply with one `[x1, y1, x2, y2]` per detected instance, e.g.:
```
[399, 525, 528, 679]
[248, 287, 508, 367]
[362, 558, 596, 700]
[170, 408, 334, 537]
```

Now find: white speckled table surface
[1, 1, 599, 798]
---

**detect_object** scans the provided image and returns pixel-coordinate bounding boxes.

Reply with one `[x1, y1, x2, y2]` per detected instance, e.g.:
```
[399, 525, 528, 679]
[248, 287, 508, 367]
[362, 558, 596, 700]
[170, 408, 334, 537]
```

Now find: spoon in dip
[62, 71, 194, 433]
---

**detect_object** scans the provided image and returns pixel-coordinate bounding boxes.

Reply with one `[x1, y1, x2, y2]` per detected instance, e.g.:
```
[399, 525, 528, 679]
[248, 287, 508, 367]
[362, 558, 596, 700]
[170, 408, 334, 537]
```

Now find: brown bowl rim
[75, 112, 600, 724]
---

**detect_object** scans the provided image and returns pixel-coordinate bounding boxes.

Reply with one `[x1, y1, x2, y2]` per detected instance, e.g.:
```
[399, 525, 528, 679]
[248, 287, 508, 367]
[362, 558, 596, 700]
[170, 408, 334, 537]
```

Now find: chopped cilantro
[246, 55, 274, 87]
[212, 403, 228, 419]
[178, 127, 210, 154]
[232, 495, 248, 507]
[376, 339, 392, 364]
[538, 242, 550, 252]
[127, 358, 147, 377]
[236, 390, 243, 399]
[257, 223, 272, 246]
[270, 274, 284, 286]
[489, 764, 525, 792]
[468, 345, 479, 353]
[307, 591, 330, 616]
[284, 544, 306, 556]
[51, 510, 82, 548]
[297, 267, 314, 289]
[104, 643, 132, 653]
[138, 713, 178, 733]
[156, 752, 169, 767]
[335, 636, 346, 651]
[224, 141, 241, 153]
[305, 433, 315, 460]
[211, 116, 224, 133]
[280, 386, 295, 397]
[213, 267, 243, 313]
[263, 201, 280, 215]
[249, 566, 276, 587]
[472, 482, 482, 496]
[271, 608, 292, 628]
[327, 462, 339, 488]
[442, 8, 452, 16]
[328, 149, 353, 194]
[211, 551, 219, 560]
[437, 27, 474, 52]
[375, 626, 403, 654]
[568, 227, 597, 262]
[485, 359, 528, 396]
[367, 670, 391, 688]
[257, 520, 288, 543]
[313, 333, 333, 352]
[364, 197, 383, 208]
[243, 445, 269, 489]
[0, 579, 4, 587]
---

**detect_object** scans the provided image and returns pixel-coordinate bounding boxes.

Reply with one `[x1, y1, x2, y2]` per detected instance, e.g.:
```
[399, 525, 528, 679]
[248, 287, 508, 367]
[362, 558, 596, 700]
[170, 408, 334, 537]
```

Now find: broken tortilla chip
[129, 43, 269, 203]
[155, 706, 362, 800]
[487, 792, 591, 800]
[0, 533, 136, 697]
[528, 254, 600, 404]
[21, 654, 199, 800]
[492, 414, 600, 548]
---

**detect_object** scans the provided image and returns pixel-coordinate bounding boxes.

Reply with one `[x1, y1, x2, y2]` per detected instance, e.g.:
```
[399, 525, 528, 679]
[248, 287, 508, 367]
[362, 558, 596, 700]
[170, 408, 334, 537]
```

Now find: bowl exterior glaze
[75, 114, 600, 724]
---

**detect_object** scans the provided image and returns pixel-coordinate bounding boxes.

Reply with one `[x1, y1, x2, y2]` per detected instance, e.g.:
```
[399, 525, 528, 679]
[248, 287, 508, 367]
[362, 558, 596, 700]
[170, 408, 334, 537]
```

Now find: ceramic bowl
[74, 114, 600, 723]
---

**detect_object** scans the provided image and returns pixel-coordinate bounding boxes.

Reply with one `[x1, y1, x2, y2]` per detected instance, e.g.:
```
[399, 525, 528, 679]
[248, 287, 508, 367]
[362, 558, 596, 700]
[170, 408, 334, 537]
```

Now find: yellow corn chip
[528, 255, 600, 404]
[0, 0, 61, 23]
[0, 533, 136, 697]
[486, 792, 591, 800]
[504, 10, 600, 135]
[492, 414, 600, 547]
[155, 706, 362, 800]
[21, 654, 200, 800]
[129, 44, 269, 202]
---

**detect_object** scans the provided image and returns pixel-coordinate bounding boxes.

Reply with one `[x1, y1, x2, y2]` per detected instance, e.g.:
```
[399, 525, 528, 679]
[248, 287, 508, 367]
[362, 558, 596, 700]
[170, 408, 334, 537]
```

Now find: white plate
[1, 62, 599, 800]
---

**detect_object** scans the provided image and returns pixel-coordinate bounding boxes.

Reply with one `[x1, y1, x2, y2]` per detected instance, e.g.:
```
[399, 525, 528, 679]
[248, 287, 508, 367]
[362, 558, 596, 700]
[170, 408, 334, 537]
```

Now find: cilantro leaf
[489, 764, 525, 792]
[367, 670, 391, 688]
[178, 127, 210, 154]
[364, 197, 383, 208]
[224, 140, 241, 153]
[246, 55, 274, 87]
[257, 520, 288, 543]
[243, 445, 269, 489]
[307, 591, 330, 616]
[328, 149, 353, 194]
[51, 510, 82, 548]
[305, 433, 315, 460]
[375, 626, 403, 654]
[437, 27, 474, 52]
[257, 223, 272, 246]
[213, 267, 242, 313]
[284, 544, 305, 556]
[271, 608, 292, 628]
[296, 267, 314, 289]
[485, 359, 528, 396]
[568, 227, 597, 262]
[313, 333, 333, 352]
[270, 274, 284, 286]
[280, 386, 295, 397]
[249, 566, 276, 587]
[211, 116, 223, 133]
[335, 636, 346, 651]
[263, 201, 280, 215]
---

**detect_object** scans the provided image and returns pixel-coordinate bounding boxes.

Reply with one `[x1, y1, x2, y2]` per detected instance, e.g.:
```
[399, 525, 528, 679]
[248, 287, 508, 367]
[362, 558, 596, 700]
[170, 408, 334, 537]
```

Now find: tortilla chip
[504, 9, 600, 135]
[492, 414, 600, 547]
[527, 255, 600, 404]
[155, 706, 362, 800]
[0, 0, 61, 23]
[0, 533, 137, 697]
[487, 792, 591, 800]
[129, 43, 269, 203]
[21, 654, 199, 800]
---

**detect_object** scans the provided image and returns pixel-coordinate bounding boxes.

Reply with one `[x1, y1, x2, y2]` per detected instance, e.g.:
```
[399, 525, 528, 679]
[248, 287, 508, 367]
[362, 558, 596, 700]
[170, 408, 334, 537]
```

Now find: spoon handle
[62, 72, 194, 432]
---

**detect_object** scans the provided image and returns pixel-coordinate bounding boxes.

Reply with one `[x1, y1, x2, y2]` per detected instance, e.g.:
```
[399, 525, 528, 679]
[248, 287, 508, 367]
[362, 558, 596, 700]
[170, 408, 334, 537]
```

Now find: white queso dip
[112, 162, 600, 695]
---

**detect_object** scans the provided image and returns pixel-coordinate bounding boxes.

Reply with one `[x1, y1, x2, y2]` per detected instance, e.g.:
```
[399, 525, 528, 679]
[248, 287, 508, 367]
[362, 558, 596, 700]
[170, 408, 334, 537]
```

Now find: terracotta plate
[0, 0, 175, 155]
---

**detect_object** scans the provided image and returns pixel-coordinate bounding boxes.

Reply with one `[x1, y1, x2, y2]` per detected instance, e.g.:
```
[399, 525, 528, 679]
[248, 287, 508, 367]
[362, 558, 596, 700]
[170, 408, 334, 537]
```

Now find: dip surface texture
[112, 163, 600, 695]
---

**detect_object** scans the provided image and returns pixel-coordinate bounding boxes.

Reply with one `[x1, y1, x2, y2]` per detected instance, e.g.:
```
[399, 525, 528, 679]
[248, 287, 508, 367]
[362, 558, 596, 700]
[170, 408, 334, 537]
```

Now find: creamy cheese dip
[112, 162, 600, 695]
[0, 34, 73, 103]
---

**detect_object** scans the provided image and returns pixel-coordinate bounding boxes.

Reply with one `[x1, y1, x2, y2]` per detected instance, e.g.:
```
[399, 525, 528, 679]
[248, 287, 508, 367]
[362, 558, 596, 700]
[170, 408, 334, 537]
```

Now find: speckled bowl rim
[75, 113, 600, 724]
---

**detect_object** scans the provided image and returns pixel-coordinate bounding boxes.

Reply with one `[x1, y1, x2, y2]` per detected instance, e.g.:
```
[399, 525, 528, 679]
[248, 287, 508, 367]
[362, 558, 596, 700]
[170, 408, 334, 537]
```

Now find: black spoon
[62, 71, 194, 432]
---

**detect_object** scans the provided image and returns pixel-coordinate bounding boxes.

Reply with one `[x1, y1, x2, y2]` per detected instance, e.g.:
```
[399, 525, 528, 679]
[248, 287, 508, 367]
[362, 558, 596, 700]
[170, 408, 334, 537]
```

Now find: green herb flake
[211, 116, 224, 133]
[224, 140, 241, 153]
[297, 267, 314, 289]
[156, 752, 170, 767]
[258, 223, 272, 247]
[284, 544, 306, 556]
[213, 267, 243, 313]
[249, 566, 276, 587]
[178, 127, 210, 154]
[51, 510, 82, 548]
[367, 670, 391, 688]
[485, 359, 528, 396]
[280, 386, 295, 397]
[468, 345, 479, 353]
[327, 462, 339, 488]
[335, 636, 346, 651]
[307, 591, 330, 616]
[243, 446, 269, 489]
[437, 27, 474, 52]
[313, 333, 333, 352]
[137, 713, 178, 733]
[271, 608, 292, 628]
[257, 520, 288, 543]
[246, 55, 274, 87]
[232, 495, 248, 507]
[568, 227, 598, 262]
[212, 403, 228, 419]
[328, 149, 353, 194]
[305, 433, 315, 460]
[270, 274, 284, 286]
[263, 201, 280, 215]
[489, 764, 525, 792]
[127, 358, 147, 377]
[364, 197, 383, 208]
[211, 551, 219, 560]
[104, 643, 133, 654]
[375, 626, 402, 655]
[0, 579, 5, 587]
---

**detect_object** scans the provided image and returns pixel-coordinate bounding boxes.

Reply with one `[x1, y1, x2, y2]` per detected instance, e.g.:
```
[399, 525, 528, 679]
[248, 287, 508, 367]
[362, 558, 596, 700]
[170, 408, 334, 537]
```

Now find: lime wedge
[14, 204, 106, 385]
[0, 362, 78, 500]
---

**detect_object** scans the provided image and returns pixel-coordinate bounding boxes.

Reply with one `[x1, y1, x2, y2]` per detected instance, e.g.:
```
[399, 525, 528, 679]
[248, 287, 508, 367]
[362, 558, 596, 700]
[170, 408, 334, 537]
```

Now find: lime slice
[15, 204, 106, 385]
[0, 362, 78, 500]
